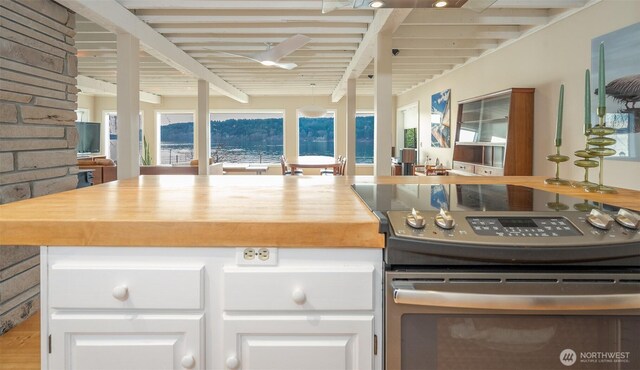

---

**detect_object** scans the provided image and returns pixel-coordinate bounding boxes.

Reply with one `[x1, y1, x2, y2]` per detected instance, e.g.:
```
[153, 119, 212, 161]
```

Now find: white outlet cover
[235, 248, 278, 266]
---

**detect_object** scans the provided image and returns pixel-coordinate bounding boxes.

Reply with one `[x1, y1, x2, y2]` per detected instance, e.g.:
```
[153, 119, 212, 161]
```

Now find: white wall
[396, 0, 640, 190]
[80, 94, 377, 175]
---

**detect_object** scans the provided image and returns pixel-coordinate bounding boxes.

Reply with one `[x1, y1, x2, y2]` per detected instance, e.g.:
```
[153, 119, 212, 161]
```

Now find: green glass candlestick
[546, 193, 569, 211]
[573, 199, 597, 212]
[573, 131, 598, 189]
[586, 107, 617, 194]
[545, 147, 571, 185]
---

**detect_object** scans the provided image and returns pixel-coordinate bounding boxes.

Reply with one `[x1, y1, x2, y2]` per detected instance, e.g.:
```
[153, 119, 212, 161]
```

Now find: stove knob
[406, 208, 426, 229]
[586, 209, 614, 230]
[434, 208, 455, 230]
[615, 209, 640, 230]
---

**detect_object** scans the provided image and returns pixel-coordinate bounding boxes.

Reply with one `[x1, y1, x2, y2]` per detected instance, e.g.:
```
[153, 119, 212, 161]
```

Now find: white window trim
[155, 110, 196, 165]
[103, 110, 144, 160]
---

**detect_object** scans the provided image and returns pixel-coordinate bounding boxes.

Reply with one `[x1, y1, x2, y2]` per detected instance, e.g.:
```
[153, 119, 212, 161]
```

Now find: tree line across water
[160, 117, 375, 144]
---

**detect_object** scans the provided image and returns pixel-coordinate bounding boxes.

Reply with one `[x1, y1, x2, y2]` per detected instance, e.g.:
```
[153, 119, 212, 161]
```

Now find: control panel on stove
[468, 217, 581, 237]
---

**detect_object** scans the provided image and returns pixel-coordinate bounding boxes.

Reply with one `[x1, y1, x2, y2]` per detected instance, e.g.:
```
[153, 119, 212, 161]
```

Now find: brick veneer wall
[0, 0, 78, 334]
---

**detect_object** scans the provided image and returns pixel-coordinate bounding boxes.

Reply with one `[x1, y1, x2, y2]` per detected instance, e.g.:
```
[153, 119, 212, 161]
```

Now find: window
[356, 112, 374, 164]
[157, 112, 195, 165]
[298, 111, 335, 157]
[104, 112, 143, 162]
[210, 112, 284, 163]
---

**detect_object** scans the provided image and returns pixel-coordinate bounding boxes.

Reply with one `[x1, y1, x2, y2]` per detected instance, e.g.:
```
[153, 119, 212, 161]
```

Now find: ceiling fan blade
[322, 0, 354, 14]
[273, 62, 298, 70]
[256, 34, 311, 62]
[462, 0, 498, 12]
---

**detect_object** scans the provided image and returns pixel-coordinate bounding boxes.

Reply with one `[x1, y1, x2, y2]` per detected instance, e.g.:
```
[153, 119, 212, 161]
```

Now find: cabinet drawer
[475, 165, 504, 176]
[223, 266, 374, 311]
[453, 162, 475, 173]
[49, 265, 204, 309]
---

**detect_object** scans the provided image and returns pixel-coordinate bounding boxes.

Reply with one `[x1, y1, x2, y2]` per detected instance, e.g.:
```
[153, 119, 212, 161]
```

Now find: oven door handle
[393, 289, 640, 310]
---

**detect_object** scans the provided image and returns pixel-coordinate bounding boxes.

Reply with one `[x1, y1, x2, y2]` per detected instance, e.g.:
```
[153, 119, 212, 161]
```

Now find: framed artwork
[431, 89, 451, 148]
[591, 22, 640, 161]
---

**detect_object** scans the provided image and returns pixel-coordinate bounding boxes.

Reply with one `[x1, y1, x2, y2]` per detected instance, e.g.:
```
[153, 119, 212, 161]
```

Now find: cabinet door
[223, 315, 374, 370]
[49, 314, 203, 370]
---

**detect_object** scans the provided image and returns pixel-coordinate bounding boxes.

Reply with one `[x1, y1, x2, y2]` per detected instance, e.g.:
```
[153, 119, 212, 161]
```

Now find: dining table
[286, 155, 341, 175]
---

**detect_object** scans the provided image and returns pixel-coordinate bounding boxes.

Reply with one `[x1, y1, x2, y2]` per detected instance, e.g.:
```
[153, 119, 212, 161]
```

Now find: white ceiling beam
[153, 23, 368, 35]
[189, 50, 355, 58]
[391, 57, 467, 64]
[331, 9, 412, 103]
[166, 35, 363, 44]
[56, 0, 249, 103]
[180, 44, 359, 51]
[389, 49, 482, 57]
[403, 9, 549, 26]
[77, 75, 162, 104]
[392, 39, 499, 49]
[135, 10, 374, 24]
[492, 0, 589, 8]
[120, 0, 324, 10]
[393, 25, 521, 39]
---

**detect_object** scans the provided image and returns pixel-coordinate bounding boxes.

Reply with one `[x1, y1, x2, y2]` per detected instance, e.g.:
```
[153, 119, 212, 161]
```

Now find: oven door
[385, 271, 640, 370]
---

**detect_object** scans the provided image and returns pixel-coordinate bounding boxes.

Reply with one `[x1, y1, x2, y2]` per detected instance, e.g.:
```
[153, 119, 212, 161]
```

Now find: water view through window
[156, 111, 373, 164]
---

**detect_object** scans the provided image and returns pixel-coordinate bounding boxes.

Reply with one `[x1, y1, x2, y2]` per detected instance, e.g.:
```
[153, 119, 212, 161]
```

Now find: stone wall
[0, 0, 77, 334]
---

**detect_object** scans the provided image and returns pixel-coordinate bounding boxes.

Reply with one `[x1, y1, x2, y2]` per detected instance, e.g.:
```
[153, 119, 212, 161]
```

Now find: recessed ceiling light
[369, 1, 385, 8]
[434, 1, 448, 7]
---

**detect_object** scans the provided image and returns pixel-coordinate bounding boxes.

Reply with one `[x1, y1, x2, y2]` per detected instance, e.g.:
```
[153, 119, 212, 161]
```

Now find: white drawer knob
[226, 355, 239, 369]
[292, 288, 306, 305]
[181, 354, 196, 369]
[112, 285, 128, 301]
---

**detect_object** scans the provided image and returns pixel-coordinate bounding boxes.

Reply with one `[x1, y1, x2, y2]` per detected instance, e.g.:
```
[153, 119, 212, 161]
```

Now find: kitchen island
[0, 175, 638, 370]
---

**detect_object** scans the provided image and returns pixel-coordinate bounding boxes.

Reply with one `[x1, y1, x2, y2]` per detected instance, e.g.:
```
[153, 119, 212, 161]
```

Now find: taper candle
[585, 69, 591, 134]
[599, 42, 605, 108]
[556, 84, 564, 147]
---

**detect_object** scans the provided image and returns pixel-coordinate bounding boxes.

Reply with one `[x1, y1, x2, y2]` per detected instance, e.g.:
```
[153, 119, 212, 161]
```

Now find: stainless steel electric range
[352, 183, 640, 370]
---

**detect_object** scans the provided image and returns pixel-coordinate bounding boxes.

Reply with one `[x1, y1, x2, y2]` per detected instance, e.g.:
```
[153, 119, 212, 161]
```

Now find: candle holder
[546, 193, 569, 211]
[572, 129, 599, 188]
[586, 107, 617, 194]
[545, 147, 571, 185]
[573, 199, 597, 212]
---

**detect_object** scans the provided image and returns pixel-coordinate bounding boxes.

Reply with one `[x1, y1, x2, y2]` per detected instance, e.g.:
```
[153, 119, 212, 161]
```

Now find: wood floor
[0, 313, 40, 369]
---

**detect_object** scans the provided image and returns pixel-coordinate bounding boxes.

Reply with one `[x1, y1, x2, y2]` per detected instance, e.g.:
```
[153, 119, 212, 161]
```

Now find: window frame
[155, 110, 196, 165]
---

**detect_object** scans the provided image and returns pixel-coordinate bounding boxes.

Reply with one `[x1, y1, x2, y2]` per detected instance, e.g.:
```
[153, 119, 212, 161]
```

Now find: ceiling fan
[322, 0, 497, 13]
[207, 34, 311, 70]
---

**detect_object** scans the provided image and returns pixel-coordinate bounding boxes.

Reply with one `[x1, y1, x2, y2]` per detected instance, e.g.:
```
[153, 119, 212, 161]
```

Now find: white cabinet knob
[292, 288, 306, 305]
[226, 355, 239, 369]
[112, 285, 128, 301]
[181, 354, 196, 369]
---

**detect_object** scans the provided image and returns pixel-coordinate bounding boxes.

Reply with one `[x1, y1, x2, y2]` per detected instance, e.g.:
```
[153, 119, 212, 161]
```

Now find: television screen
[404, 128, 416, 149]
[76, 121, 101, 154]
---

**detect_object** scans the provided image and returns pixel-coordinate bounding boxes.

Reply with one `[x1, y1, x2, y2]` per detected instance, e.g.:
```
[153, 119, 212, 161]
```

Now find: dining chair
[280, 155, 303, 176]
[320, 155, 343, 176]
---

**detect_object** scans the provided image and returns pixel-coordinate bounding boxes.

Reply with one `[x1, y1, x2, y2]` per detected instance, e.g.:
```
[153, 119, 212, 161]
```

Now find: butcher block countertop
[1, 175, 638, 248]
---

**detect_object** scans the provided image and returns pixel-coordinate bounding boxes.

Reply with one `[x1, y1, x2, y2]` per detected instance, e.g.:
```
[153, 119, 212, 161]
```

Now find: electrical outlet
[236, 248, 278, 266]
[257, 248, 269, 261]
[243, 248, 256, 260]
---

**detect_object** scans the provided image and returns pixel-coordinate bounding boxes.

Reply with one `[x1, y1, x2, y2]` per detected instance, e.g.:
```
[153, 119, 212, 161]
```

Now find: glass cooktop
[351, 184, 629, 213]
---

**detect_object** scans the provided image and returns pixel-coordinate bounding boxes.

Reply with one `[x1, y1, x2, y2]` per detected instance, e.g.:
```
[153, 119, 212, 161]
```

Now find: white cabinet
[42, 247, 383, 370]
[221, 265, 378, 370]
[49, 314, 204, 370]
[222, 316, 374, 370]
